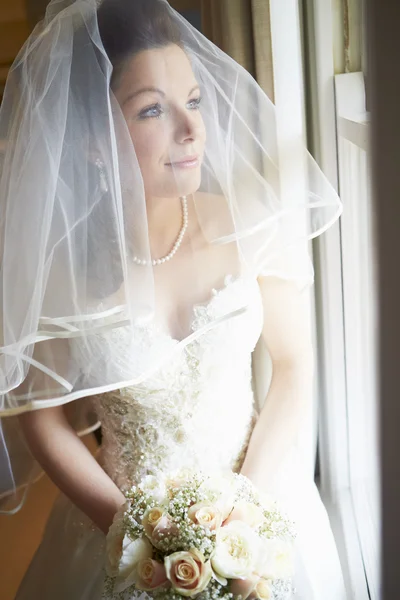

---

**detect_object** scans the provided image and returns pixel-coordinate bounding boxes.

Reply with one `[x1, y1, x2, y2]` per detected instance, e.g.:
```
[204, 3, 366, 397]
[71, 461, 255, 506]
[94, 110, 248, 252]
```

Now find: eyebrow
[123, 84, 200, 105]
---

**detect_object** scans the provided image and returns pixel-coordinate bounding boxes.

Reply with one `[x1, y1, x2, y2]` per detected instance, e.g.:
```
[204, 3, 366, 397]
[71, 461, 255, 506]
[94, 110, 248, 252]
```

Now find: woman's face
[114, 44, 206, 199]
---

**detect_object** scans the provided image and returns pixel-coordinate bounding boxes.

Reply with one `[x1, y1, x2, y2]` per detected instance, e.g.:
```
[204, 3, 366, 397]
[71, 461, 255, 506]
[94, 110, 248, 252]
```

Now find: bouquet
[103, 470, 296, 600]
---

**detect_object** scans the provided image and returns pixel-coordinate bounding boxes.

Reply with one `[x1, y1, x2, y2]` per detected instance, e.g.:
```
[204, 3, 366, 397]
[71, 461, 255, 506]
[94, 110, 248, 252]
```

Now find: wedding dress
[15, 274, 347, 600]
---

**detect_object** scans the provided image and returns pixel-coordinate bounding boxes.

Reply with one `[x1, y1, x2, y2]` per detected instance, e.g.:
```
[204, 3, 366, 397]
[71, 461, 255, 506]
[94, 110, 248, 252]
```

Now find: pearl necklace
[132, 196, 188, 266]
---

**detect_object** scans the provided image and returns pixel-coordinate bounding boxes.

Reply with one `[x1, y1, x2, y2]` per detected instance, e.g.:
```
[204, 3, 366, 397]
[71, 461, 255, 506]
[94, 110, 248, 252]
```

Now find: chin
[164, 170, 202, 197]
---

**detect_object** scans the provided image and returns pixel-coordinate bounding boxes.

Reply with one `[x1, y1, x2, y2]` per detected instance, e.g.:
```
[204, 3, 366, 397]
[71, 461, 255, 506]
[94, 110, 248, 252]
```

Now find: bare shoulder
[257, 276, 313, 359]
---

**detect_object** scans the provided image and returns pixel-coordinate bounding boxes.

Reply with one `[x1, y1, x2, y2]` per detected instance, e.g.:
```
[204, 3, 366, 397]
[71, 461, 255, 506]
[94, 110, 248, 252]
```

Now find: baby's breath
[271, 579, 296, 600]
[232, 473, 259, 504]
[258, 506, 297, 542]
[234, 474, 296, 542]
[104, 471, 296, 600]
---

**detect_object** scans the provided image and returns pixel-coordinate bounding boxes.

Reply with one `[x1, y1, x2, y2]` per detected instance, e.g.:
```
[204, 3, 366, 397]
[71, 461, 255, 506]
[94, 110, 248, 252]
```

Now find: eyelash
[138, 96, 203, 120]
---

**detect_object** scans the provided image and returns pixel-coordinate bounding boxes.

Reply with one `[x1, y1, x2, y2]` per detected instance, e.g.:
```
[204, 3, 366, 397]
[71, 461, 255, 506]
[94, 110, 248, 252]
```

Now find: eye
[187, 96, 202, 110]
[138, 103, 164, 120]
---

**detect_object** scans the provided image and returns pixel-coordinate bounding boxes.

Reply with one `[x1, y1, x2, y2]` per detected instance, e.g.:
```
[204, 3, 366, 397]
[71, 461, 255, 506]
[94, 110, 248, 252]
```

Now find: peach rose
[223, 501, 265, 529]
[188, 502, 223, 532]
[230, 574, 260, 600]
[151, 514, 180, 546]
[135, 558, 170, 591]
[142, 508, 179, 546]
[165, 549, 213, 597]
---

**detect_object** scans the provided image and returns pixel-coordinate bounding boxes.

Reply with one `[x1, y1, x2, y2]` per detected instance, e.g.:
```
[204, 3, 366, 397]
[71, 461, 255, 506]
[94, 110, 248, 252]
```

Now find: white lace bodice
[90, 275, 264, 491]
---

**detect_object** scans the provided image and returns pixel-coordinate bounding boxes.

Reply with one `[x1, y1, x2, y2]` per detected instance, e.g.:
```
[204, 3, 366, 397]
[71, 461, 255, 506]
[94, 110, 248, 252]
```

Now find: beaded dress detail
[92, 275, 263, 492]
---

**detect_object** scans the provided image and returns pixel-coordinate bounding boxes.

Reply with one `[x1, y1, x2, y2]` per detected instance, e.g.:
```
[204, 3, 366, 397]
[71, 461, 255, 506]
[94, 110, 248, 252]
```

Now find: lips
[166, 155, 199, 168]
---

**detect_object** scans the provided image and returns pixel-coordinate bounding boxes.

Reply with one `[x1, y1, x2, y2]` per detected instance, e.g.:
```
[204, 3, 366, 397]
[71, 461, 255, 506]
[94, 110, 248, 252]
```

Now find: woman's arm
[18, 405, 125, 534]
[240, 276, 314, 491]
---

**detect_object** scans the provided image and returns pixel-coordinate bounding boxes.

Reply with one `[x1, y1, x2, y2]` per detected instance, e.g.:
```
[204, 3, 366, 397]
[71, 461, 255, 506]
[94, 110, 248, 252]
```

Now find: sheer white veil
[0, 0, 341, 512]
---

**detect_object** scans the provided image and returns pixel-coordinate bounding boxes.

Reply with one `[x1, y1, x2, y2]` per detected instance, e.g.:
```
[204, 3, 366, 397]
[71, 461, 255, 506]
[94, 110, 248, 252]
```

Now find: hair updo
[97, 0, 183, 89]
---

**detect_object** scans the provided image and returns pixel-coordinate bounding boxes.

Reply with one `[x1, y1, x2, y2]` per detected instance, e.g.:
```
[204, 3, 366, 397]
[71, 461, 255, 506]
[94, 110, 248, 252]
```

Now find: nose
[173, 109, 198, 145]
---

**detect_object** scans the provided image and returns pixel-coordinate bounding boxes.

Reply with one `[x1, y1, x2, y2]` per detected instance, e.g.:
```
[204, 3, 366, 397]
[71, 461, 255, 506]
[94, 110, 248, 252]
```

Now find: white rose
[199, 474, 236, 520]
[106, 527, 124, 577]
[258, 539, 294, 580]
[105, 503, 128, 577]
[138, 475, 167, 503]
[211, 521, 262, 579]
[165, 467, 200, 492]
[223, 501, 265, 529]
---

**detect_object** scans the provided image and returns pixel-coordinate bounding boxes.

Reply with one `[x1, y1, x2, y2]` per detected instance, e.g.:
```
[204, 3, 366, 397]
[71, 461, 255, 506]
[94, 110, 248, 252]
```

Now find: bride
[0, 0, 346, 598]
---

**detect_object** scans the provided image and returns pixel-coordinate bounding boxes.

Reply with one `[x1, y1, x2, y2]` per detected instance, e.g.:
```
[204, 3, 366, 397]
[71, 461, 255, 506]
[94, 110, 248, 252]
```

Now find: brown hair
[97, 0, 183, 89]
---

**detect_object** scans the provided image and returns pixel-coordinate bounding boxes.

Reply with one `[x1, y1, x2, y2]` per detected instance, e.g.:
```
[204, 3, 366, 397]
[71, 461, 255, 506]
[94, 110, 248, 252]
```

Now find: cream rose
[142, 507, 165, 538]
[230, 575, 273, 600]
[211, 521, 262, 579]
[252, 578, 273, 600]
[134, 558, 169, 591]
[258, 539, 294, 579]
[165, 549, 213, 597]
[113, 536, 153, 593]
[223, 501, 265, 529]
[188, 502, 222, 532]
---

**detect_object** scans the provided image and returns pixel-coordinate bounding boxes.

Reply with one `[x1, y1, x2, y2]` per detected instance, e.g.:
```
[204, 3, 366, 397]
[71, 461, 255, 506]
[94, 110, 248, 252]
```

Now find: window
[304, 0, 380, 597]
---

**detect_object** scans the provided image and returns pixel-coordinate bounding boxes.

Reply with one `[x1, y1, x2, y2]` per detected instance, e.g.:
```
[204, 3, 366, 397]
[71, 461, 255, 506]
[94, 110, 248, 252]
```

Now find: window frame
[335, 70, 379, 600]
[303, 1, 372, 598]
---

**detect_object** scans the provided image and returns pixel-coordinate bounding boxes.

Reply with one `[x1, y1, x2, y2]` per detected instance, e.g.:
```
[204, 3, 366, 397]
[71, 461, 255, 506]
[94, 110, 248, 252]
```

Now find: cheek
[128, 123, 168, 169]
[197, 115, 207, 148]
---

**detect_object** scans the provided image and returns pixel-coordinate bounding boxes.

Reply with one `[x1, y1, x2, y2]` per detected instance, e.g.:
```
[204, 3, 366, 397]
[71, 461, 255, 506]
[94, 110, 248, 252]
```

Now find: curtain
[201, 0, 274, 102]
